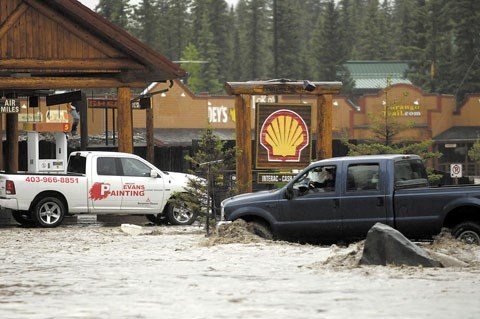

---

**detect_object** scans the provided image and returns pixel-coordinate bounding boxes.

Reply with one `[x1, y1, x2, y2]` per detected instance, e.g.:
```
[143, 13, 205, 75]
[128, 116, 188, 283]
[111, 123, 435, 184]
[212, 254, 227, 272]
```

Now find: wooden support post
[5, 113, 18, 173]
[235, 94, 252, 193]
[316, 94, 333, 160]
[117, 87, 133, 153]
[146, 106, 154, 163]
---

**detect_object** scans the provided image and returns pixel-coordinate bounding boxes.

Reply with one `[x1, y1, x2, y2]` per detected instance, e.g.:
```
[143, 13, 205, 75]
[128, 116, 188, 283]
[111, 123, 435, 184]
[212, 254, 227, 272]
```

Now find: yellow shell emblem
[260, 109, 309, 161]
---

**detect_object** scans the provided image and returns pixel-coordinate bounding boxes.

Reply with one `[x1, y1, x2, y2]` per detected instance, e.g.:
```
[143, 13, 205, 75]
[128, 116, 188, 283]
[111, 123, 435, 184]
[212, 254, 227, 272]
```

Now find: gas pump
[24, 122, 70, 173]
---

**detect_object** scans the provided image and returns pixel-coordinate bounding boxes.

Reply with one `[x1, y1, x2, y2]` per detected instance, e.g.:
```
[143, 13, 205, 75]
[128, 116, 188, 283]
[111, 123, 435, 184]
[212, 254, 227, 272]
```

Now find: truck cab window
[293, 165, 336, 194]
[394, 159, 428, 188]
[121, 158, 151, 177]
[97, 157, 117, 176]
[347, 164, 379, 191]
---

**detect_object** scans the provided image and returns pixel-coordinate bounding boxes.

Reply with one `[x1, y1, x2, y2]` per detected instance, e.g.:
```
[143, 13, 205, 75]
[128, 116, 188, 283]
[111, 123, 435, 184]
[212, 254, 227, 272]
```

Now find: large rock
[359, 223, 442, 267]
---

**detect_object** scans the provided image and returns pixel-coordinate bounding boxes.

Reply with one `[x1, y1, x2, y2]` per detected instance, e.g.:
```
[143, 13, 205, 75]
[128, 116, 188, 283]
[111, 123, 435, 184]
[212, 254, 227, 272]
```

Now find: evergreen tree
[272, 0, 303, 79]
[297, 0, 324, 79]
[451, 0, 480, 104]
[190, 0, 228, 93]
[180, 44, 204, 93]
[197, 12, 223, 94]
[312, 0, 353, 93]
[95, 0, 132, 30]
[409, 0, 454, 93]
[130, 0, 158, 47]
[163, 0, 193, 61]
[392, 0, 423, 60]
[355, 0, 386, 60]
[236, 0, 272, 81]
[170, 127, 236, 231]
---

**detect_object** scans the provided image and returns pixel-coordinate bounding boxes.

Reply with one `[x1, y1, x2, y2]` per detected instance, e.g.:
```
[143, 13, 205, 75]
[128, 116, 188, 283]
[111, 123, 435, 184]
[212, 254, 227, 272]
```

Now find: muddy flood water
[1, 219, 480, 319]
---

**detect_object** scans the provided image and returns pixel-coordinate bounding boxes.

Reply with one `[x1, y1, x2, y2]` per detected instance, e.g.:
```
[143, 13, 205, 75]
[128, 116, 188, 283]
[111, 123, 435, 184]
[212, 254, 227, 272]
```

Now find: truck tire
[165, 202, 197, 226]
[11, 211, 36, 227]
[452, 221, 480, 245]
[32, 197, 65, 228]
[246, 220, 273, 240]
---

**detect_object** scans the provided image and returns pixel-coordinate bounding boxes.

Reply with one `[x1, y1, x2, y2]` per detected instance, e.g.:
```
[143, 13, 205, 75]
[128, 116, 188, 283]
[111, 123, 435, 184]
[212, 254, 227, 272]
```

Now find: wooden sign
[88, 98, 118, 108]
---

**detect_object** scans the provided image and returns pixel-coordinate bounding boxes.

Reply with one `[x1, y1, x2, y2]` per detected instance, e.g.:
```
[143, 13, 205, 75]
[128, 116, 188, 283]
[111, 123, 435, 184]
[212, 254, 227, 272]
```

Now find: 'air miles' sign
[0, 99, 20, 113]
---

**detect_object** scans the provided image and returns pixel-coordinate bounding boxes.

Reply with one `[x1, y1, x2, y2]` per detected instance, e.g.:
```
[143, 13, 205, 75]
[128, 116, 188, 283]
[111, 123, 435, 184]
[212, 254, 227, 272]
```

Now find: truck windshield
[394, 159, 428, 188]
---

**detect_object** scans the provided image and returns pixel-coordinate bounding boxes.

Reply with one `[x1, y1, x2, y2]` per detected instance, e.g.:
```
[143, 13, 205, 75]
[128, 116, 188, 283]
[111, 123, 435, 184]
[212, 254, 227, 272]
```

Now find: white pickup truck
[0, 151, 198, 228]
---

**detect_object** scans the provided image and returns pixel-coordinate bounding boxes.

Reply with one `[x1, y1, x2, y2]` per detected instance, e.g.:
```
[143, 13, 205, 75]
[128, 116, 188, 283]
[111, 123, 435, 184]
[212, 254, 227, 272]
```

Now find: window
[293, 165, 336, 194]
[97, 157, 117, 176]
[394, 160, 427, 182]
[347, 164, 379, 191]
[67, 154, 86, 174]
[394, 159, 428, 188]
[121, 158, 151, 177]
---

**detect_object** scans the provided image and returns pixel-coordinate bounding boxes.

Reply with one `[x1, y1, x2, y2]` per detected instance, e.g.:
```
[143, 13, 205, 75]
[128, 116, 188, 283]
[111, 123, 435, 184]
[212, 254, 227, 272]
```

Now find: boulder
[359, 223, 442, 267]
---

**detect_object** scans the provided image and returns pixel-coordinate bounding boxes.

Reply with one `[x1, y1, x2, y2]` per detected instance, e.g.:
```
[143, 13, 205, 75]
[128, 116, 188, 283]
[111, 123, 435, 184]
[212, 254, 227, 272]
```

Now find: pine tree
[355, 0, 385, 60]
[170, 127, 236, 231]
[272, 0, 303, 79]
[451, 0, 480, 104]
[180, 44, 204, 93]
[130, 0, 158, 47]
[236, 0, 272, 81]
[95, 0, 132, 30]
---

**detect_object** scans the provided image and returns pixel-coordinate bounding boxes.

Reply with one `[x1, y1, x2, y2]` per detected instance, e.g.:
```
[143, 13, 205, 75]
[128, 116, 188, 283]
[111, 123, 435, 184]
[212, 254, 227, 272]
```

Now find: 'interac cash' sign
[256, 103, 312, 169]
[0, 99, 20, 113]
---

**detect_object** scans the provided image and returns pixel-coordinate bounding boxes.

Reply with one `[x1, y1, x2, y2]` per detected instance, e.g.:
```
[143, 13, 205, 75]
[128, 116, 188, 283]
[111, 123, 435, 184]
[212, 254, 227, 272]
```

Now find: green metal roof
[345, 61, 412, 90]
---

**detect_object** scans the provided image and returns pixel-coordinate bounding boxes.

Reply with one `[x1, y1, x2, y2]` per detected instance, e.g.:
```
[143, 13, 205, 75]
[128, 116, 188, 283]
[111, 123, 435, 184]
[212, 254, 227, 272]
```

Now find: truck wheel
[11, 211, 36, 227]
[145, 214, 168, 225]
[166, 203, 197, 226]
[246, 220, 273, 240]
[452, 221, 480, 244]
[32, 197, 65, 228]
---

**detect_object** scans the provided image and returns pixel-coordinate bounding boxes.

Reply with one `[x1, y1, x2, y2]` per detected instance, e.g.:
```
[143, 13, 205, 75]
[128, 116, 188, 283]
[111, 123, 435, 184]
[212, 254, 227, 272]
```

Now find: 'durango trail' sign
[256, 103, 312, 169]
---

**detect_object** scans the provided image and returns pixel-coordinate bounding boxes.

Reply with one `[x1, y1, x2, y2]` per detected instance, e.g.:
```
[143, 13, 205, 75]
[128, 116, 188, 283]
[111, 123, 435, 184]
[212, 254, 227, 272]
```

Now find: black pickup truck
[220, 154, 480, 244]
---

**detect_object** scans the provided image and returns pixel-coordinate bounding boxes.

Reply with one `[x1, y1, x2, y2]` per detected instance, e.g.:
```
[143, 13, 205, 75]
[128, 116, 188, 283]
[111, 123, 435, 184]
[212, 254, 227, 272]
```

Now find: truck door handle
[376, 197, 384, 207]
[333, 199, 339, 208]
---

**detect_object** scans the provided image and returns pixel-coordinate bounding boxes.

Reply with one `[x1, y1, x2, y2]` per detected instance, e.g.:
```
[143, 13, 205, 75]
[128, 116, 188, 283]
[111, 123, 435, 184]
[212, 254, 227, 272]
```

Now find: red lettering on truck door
[89, 182, 111, 201]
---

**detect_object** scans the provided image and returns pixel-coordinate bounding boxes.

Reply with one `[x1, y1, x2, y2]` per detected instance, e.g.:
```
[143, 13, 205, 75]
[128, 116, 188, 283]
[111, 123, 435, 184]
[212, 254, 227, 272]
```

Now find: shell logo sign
[256, 104, 312, 169]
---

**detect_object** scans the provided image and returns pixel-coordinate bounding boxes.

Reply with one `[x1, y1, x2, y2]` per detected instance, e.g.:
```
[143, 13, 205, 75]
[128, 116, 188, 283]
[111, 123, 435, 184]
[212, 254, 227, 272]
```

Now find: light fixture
[160, 92, 166, 97]
[207, 101, 212, 106]
[180, 92, 186, 97]
[21, 103, 27, 109]
[302, 80, 316, 92]
[382, 100, 386, 106]
[333, 100, 339, 106]
[413, 99, 420, 105]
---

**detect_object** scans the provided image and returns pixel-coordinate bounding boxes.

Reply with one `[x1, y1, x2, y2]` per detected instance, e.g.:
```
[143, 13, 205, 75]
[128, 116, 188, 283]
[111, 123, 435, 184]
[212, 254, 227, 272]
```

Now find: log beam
[225, 81, 342, 96]
[235, 94, 252, 193]
[316, 94, 333, 160]
[117, 87, 133, 153]
[0, 77, 148, 89]
[0, 59, 146, 71]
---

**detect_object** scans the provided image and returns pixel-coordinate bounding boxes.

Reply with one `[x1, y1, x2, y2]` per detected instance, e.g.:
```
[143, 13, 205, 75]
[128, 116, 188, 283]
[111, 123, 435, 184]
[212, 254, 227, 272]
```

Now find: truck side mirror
[150, 170, 159, 178]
